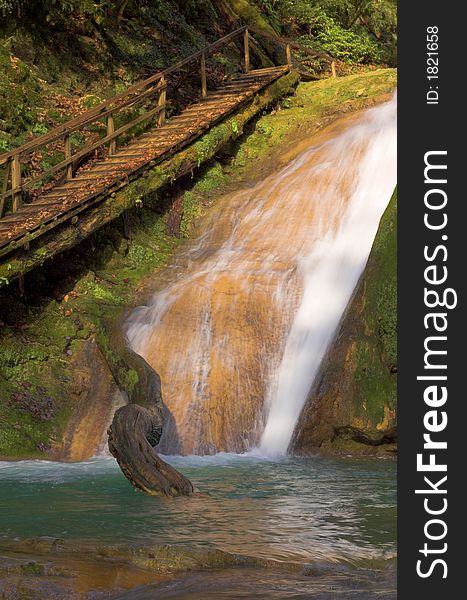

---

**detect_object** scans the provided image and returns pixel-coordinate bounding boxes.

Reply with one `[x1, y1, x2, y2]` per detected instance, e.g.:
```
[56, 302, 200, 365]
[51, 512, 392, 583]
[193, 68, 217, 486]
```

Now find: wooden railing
[0, 25, 297, 219]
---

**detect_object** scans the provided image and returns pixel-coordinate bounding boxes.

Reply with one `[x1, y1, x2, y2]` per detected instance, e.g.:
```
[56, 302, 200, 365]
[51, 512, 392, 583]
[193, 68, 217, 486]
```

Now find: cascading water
[260, 95, 397, 456]
[126, 95, 396, 456]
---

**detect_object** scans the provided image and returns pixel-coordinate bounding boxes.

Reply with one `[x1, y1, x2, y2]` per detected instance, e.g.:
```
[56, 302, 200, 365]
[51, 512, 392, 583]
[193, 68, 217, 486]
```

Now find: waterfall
[259, 95, 397, 455]
[125, 95, 396, 456]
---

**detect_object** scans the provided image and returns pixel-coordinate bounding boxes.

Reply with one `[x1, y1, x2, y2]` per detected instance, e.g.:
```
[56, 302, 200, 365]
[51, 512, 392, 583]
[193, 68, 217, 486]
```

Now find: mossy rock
[292, 190, 397, 454]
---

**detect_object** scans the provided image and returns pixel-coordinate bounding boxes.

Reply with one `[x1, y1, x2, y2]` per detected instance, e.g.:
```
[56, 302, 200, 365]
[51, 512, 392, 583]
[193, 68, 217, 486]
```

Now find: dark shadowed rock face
[291, 190, 397, 456]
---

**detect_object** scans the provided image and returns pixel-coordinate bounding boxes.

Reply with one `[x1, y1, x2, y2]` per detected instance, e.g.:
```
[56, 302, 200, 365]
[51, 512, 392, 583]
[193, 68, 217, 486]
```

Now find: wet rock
[292, 191, 397, 455]
[52, 339, 126, 461]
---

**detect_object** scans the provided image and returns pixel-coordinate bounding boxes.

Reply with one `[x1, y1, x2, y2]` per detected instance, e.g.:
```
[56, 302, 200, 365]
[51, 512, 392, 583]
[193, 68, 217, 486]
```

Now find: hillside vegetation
[0, 2, 397, 459]
[0, 0, 396, 150]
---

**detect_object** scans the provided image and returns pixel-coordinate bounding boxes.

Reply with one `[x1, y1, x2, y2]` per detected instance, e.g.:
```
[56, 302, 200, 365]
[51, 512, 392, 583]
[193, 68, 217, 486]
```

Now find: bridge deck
[0, 66, 288, 256]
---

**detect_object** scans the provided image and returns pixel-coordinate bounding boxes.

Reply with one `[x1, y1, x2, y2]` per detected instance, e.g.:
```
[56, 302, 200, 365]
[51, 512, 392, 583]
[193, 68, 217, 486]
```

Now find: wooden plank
[104, 153, 143, 160]
[39, 190, 73, 198]
[25, 200, 67, 208]
[107, 115, 116, 155]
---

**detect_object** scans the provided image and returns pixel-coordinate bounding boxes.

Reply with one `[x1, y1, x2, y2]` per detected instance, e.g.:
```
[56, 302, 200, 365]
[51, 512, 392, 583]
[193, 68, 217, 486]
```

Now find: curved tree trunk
[108, 404, 196, 496]
[103, 318, 195, 497]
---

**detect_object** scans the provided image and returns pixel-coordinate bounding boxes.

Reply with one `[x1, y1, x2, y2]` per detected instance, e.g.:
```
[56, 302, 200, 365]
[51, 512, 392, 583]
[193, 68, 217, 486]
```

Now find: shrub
[303, 10, 383, 63]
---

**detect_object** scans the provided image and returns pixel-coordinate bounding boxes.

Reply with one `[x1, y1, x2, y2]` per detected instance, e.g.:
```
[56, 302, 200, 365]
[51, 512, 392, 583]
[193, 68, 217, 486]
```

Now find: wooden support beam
[158, 76, 167, 126]
[107, 115, 116, 155]
[200, 52, 207, 98]
[11, 154, 22, 211]
[0, 159, 11, 217]
[244, 29, 250, 73]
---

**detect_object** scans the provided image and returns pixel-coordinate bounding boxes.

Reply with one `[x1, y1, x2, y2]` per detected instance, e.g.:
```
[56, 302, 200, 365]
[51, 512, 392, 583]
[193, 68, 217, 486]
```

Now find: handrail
[0, 25, 292, 218]
[0, 80, 166, 167]
[0, 26, 249, 166]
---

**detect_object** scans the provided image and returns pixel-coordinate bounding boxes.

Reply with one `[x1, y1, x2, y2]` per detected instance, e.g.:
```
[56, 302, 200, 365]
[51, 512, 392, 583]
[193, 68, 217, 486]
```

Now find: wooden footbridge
[0, 26, 298, 266]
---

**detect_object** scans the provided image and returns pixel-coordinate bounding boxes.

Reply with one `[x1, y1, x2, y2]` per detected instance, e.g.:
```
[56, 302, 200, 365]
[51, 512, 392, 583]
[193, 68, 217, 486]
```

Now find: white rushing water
[259, 94, 397, 456]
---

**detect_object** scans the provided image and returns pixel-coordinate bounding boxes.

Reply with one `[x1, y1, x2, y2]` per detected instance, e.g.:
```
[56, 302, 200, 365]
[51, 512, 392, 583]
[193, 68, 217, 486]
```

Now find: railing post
[107, 114, 116, 155]
[331, 61, 337, 78]
[11, 154, 22, 211]
[200, 51, 207, 98]
[0, 158, 11, 218]
[244, 28, 250, 73]
[286, 43, 292, 67]
[158, 76, 167, 126]
[64, 134, 73, 181]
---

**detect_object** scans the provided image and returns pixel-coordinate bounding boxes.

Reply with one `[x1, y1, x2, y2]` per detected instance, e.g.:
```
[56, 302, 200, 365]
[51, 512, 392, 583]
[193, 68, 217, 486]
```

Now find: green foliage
[0, 0, 113, 21]
[79, 94, 103, 109]
[251, 0, 396, 65]
[0, 0, 13, 16]
[32, 122, 48, 135]
[174, 0, 212, 17]
[301, 10, 382, 63]
[0, 42, 42, 138]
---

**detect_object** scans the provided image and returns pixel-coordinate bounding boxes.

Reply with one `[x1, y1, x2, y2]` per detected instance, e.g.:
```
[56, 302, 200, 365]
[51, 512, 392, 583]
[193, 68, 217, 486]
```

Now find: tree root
[108, 404, 196, 497]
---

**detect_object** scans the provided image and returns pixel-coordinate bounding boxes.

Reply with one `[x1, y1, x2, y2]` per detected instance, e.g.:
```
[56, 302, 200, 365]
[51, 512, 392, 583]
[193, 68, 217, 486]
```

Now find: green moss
[194, 162, 227, 194]
[21, 561, 45, 576]
[354, 338, 395, 426]
[0, 365, 72, 459]
[180, 192, 200, 238]
[365, 194, 397, 368]
[226, 0, 278, 34]
[352, 191, 397, 428]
